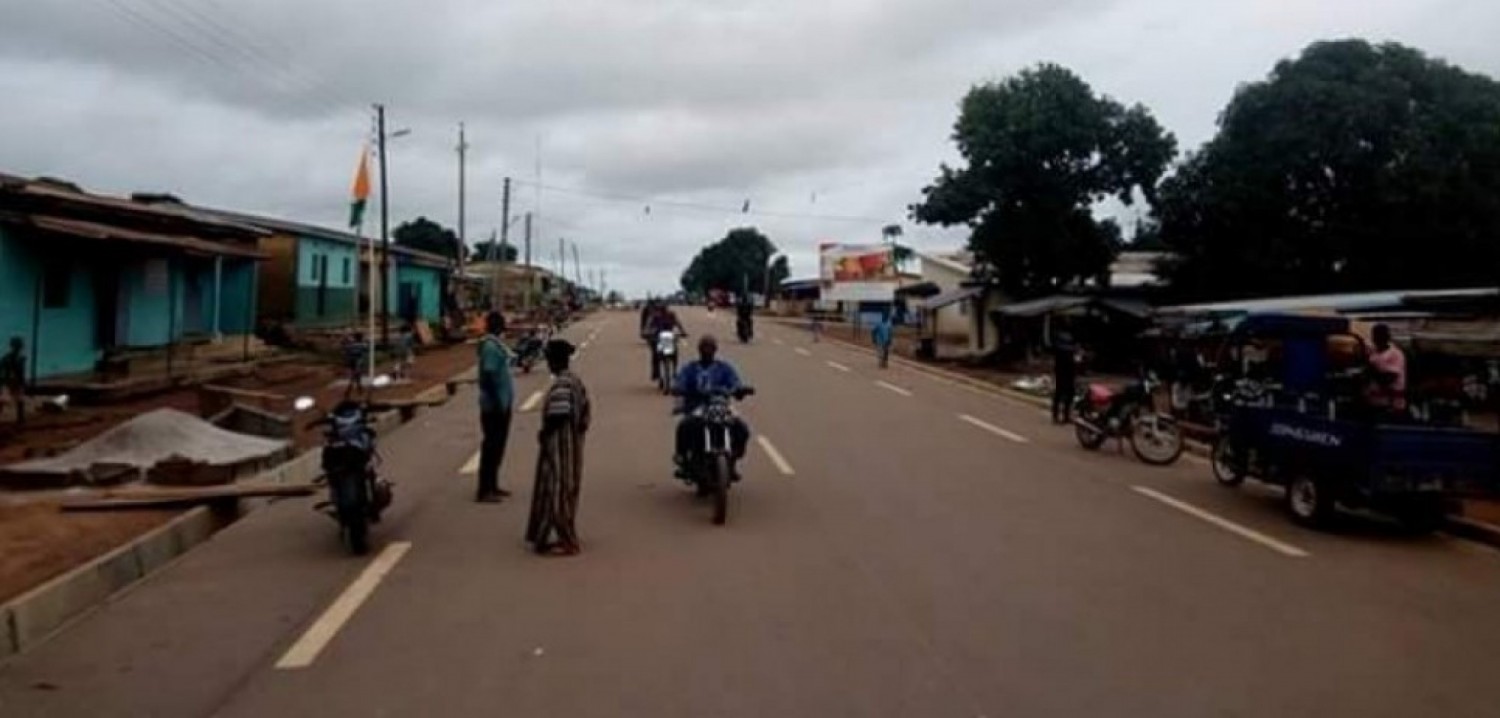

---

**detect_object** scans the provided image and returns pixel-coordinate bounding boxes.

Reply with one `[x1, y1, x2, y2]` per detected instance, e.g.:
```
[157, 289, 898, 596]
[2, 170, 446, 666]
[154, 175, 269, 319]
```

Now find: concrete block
[8, 546, 139, 650]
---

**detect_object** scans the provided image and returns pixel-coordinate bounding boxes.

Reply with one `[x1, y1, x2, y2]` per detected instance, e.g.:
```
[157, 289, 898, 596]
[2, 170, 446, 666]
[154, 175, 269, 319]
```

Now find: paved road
[5, 308, 1500, 717]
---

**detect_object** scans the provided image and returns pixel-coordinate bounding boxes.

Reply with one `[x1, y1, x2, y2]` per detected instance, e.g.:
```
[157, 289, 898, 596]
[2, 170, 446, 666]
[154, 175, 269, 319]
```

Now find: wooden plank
[59, 483, 319, 511]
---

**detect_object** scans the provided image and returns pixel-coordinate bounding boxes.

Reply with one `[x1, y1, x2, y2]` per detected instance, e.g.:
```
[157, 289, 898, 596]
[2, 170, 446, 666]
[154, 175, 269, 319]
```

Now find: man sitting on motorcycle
[673, 335, 750, 478]
[648, 304, 687, 382]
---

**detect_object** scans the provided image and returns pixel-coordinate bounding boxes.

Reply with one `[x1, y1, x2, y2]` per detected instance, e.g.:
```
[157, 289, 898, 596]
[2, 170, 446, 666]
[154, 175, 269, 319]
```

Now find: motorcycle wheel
[711, 454, 731, 526]
[1210, 437, 1245, 487]
[343, 512, 370, 555]
[1074, 408, 1107, 450]
[1130, 412, 1184, 466]
[1287, 474, 1337, 528]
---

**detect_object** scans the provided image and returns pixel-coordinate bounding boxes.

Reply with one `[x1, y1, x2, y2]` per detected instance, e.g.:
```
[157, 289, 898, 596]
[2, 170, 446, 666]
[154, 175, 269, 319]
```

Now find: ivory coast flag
[348, 146, 371, 230]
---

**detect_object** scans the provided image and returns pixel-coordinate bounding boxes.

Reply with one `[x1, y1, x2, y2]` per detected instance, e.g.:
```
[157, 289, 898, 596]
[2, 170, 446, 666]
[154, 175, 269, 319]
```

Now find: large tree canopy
[392, 216, 461, 260]
[680, 227, 778, 296]
[470, 236, 519, 263]
[911, 64, 1176, 298]
[1158, 40, 1500, 300]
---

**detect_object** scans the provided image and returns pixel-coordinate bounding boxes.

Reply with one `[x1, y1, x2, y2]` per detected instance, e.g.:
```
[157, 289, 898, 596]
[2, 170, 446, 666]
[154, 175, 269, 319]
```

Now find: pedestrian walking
[811, 313, 823, 343]
[1051, 331, 1079, 424]
[476, 312, 515, 503]
[526, 339, 591, 556]
[872, 312, 894, 369]
[1, 337, 27, 427]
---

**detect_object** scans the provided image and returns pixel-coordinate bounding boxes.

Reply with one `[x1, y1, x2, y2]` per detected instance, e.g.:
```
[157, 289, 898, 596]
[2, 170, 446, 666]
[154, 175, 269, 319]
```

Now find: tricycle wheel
[1129, 413, 1183, 466]
[1286, 475, 1336, 528]
[1394, 498, 1447, 535]
[1210, 437, 1245, 487]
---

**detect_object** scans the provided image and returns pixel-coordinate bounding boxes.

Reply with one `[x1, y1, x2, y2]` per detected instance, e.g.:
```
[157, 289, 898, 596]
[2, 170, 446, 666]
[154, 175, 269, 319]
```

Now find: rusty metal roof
[21, 215, 268, 259]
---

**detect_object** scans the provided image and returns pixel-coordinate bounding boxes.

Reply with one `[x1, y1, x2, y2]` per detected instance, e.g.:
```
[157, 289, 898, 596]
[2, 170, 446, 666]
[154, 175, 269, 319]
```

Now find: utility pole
[522, 212, 533, 313]
[377, 103, 391, 348]
[496, 177, 511, 309]
[457, 122, 467, 272]
[572, 241, 582, 287]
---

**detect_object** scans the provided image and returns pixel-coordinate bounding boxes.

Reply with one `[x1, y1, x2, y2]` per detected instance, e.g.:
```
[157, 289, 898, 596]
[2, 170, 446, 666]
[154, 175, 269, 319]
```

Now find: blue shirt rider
[673, 335, 750, 477]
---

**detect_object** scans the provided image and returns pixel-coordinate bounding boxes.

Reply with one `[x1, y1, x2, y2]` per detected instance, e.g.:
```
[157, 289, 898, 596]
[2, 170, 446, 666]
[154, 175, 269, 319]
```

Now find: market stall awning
[923, 286, 982, 309]
[996, 295, 1091, 317]
[895, 281, 942, 299]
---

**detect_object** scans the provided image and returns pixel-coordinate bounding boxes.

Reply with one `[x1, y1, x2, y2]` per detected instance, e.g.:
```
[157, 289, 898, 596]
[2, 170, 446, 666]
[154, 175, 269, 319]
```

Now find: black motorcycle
[296, 380, 394, 555]
[735, 316, 753, 344]
[678, 387, 754, 525]
[512, 331, 546, 374]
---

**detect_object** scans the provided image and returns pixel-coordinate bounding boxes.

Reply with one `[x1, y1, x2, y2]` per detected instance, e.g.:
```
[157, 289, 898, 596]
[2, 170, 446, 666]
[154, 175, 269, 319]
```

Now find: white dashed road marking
[876, 381, 913, 397]
[957, 414, 1030, 444]
[520, 390, 544, 413]
[795, 348, 812, 357]
[826, 361, 851, 372]
[1131, 486, 1310, 558]
[757, 436, 796, 476]
[459, 450, 480, 475]
[276, 542, 414, 669]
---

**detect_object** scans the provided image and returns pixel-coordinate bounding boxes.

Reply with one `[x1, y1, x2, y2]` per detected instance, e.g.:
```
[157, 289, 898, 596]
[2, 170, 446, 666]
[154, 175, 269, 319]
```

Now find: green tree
[392, 217, 461, 260]
[1158, 40, 1500, 300]
[911, 64, 1176, 298]
[680, 227, 778, 296]
[470, 237, 518, 263]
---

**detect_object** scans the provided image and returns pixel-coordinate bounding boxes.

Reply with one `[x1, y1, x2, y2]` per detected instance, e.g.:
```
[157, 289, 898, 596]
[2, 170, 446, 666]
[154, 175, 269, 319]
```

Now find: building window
[342, 257, 351, 285]
[42, 260, 70, 308]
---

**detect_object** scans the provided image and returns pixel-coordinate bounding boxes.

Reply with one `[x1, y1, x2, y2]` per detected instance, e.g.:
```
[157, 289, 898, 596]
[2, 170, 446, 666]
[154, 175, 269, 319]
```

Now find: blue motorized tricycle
[1206, 314, 1500, 532]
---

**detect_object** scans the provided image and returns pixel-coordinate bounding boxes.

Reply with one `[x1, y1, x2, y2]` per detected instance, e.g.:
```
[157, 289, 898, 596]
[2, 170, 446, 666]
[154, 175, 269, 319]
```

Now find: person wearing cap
[672, 335, 750, 477]
[526, 338, 591, 555]
[476, 311, 515, 503]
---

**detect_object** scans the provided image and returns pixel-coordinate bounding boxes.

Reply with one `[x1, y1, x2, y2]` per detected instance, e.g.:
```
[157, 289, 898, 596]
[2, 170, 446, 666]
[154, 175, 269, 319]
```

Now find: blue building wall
[217, 260, 258, 335]
[120, 257, 184, 347]
[393, 263, 444, 322]
[294, 235, 358, 327]
[0, 226, 101, 378]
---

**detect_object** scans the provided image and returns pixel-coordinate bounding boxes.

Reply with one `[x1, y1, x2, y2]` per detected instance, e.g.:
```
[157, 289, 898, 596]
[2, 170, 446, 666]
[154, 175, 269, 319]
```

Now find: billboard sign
[819, 243, 897, 302]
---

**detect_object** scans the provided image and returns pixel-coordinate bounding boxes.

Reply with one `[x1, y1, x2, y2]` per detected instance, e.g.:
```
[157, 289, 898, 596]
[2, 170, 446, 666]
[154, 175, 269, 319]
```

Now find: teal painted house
[0, 176, 265, 381]
[189, 210, 454, 332]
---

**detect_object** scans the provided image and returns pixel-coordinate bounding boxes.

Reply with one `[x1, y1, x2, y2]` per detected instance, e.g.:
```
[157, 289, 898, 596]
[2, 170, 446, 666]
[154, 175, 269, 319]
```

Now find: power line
[95, 0, 358, 121]
[508, 178, 897, 226]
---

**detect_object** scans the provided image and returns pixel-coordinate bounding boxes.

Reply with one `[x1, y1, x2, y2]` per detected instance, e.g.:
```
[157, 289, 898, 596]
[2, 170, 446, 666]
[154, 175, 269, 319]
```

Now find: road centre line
[275, 542, 414, 669]
[459, 450, 480, 475]
[757, 436, 796, 476]
[1131, 486, 1310, 558]
[795, 347, 812, 357]
[520, 390, 544, 413]
[773, 338, 785, 346]
[876, 380, 913, 397]
[957, 414, 1030, 444]
[826, 361, 852, 372]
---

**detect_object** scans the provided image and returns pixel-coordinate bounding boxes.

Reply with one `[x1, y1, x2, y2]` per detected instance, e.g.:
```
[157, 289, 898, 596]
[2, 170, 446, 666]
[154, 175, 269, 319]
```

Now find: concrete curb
[0, 363, 476, 660]
[1, 505, 223, 659]
[768, 318, 1500, 550]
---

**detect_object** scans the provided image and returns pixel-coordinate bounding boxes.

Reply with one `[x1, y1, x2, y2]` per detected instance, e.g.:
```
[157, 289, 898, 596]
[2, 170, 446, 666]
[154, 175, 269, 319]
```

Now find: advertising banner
[818, 243, 897, 302]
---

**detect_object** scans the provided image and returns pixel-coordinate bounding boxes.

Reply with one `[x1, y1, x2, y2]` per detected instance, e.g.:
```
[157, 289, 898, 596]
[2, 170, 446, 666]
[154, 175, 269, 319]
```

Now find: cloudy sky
[3, 0, 1498, 295]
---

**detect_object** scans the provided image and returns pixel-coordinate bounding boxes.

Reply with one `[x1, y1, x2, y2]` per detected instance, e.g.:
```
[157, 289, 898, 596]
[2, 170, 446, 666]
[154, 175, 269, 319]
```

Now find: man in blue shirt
[477, 311, 516, 503]
[673, 335, 750, 476]
[872, 312, 894, 369]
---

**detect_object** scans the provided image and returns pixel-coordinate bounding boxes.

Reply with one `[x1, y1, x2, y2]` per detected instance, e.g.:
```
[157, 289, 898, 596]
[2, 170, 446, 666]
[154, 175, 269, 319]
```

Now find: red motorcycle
[1073, 374, 1184, 465]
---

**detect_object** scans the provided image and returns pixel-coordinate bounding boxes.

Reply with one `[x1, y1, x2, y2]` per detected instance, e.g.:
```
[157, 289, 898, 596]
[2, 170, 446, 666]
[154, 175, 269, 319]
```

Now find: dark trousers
[478, 407, 513, 497]
[1052, 376, 1075, 423]
[877, 344, 891, 369]
[676, 416, 749, 461]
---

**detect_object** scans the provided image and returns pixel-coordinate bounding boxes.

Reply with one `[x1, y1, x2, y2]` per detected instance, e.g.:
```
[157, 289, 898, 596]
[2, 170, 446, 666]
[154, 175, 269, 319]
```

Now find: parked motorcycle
[295, 376, 395, 555]
[678, 387, 754, 525]
[1073, 373, 1184, 465]
[655, 330, 681, 394]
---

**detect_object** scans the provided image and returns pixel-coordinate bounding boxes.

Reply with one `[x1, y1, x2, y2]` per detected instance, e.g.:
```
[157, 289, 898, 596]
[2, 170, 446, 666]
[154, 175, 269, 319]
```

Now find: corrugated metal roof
[20, 215, 268, 259]
[1160, 288, 1499, 316]
[924, 285, 982, 309]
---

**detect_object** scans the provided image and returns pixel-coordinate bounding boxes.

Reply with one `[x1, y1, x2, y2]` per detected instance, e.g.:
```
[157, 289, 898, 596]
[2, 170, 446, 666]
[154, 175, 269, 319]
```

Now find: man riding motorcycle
[648, 304, 687, 382]
[735, 300, 754, 341]
[673, 335, 750, 478]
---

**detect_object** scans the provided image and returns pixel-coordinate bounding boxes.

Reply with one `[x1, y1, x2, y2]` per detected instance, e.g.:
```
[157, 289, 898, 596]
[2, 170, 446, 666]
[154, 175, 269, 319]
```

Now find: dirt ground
[0, 340, 480, 606]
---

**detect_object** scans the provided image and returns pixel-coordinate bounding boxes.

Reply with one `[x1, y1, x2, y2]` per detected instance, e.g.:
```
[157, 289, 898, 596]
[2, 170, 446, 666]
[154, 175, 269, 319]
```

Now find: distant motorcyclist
[648, 304, 687, 382]
[673, 335, 750, 477]
[735, 299, 754, 341]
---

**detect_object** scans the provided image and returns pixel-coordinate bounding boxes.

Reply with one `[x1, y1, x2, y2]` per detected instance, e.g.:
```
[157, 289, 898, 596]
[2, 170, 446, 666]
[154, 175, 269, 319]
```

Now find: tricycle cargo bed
[1370, 424, 1500, 496]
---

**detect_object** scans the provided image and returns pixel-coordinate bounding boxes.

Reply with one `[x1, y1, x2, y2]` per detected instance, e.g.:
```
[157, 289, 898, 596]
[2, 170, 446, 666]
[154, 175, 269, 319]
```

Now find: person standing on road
[872, 312, 894, 369]
[1051, 331, 1079, 424]
[1, 337, 27, 427]
[476, 311, 516, 503]
[526, 339, 591, 556]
